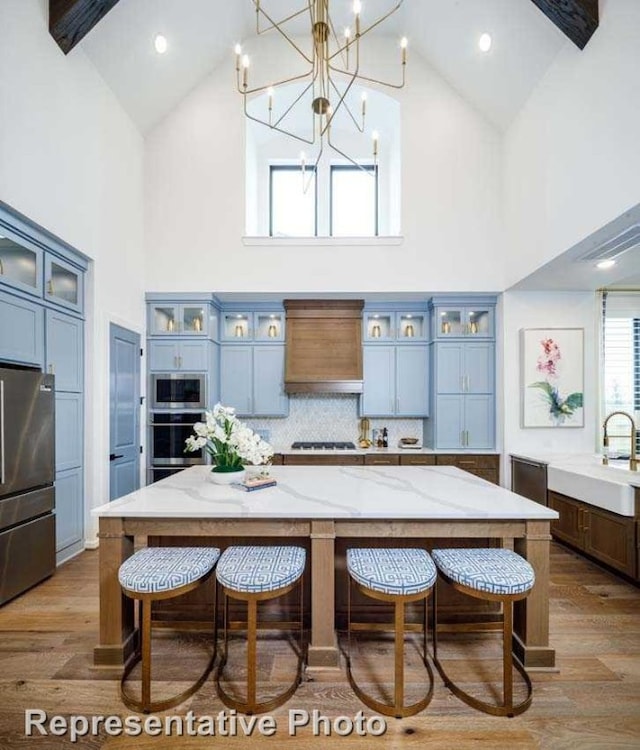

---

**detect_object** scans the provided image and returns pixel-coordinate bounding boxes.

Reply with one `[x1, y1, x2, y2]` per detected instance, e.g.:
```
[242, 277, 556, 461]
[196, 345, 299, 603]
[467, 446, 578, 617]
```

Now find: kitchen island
[92, 464, 558, 671]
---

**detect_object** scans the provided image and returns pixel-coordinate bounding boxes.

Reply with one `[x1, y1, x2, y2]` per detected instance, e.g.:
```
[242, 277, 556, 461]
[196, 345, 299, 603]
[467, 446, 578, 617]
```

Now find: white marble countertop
[93, 465, 557, 521]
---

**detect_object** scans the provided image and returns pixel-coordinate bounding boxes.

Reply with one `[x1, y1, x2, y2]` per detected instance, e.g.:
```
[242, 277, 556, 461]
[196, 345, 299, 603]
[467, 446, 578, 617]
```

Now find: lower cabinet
[220, 345, 288, 417]
[0, 289, 44, 367]
[436, 454, 500, 484]
[548, 490, 636, 578]
[283, 455, 363, 466]
[55, 467, 83, 560]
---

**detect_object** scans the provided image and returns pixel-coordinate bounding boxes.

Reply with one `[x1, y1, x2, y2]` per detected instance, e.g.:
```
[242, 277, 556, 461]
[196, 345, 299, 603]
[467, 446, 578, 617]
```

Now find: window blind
[601, 290, 640, 456]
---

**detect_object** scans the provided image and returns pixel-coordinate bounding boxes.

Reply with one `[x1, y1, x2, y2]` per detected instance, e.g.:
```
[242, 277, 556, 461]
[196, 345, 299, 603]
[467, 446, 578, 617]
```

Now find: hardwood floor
[0, 543, 639, 749]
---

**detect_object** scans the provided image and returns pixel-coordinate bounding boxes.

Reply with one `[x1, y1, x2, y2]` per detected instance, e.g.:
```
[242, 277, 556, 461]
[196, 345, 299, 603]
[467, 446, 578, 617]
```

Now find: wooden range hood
[284, 299, 364, 394]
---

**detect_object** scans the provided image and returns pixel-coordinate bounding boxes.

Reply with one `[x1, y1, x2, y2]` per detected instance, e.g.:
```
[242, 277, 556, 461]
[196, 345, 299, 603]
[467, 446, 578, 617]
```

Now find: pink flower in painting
[536, 338, 561, 378]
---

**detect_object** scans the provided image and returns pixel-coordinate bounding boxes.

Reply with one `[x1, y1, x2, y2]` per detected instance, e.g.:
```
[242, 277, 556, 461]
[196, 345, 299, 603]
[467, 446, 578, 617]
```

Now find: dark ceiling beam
[530, 0, 599, 50]
[49, 0, 121, 54]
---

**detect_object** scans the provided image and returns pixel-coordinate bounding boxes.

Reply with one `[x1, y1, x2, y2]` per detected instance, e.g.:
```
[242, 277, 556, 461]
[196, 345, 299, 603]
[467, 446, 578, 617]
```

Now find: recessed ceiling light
[154, 34, 168, 54]
[596, 259, 616, 270]
[478, 33, 492, 53]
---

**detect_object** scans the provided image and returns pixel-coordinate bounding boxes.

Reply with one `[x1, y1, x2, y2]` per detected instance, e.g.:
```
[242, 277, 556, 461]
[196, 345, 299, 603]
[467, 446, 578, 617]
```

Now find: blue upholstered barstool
[431, 548, 535, 717]
[215, 545, 306, 714]
[118, 546, 220, 713]
[346, 548, 437, 718]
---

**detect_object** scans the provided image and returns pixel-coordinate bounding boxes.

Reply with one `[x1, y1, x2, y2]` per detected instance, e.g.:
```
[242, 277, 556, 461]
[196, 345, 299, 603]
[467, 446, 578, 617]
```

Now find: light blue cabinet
[361, 345, 429, 417]
[55, 392, 83, 472]
[434, 394, 494, 449]
[220, 345, 288, 417]
[44, 254, 83, 313]
[148, 303, 213, 337]
[221, 311, 285, 341]
[430, 340, 495, 449]
[364, 311, 428, 342]
[45, 309, 83, 392]
[55, 467, 83, 555]
[0, 234, 43, 297]
[436, 342, 494, 395]
[0, 289, 44, 366]
[148, 339, 210, 372]
[433, 304, 494, 339]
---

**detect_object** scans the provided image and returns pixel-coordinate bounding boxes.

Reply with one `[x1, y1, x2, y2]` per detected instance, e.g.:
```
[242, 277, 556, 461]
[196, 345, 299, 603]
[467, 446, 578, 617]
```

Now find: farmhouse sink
[547, 461, 637, 516]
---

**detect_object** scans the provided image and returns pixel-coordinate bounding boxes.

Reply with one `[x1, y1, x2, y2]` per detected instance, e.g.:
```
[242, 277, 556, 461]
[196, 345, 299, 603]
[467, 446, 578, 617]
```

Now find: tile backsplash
[245, 394, 424, 449]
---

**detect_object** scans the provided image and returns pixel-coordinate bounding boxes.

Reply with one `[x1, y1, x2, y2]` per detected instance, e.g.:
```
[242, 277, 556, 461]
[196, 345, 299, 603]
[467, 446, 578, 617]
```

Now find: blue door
[109, 324, 141, 500]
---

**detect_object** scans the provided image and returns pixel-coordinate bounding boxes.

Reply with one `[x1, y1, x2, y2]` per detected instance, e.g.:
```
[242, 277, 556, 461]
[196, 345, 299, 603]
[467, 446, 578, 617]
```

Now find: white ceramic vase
[209, 467, 246, 485]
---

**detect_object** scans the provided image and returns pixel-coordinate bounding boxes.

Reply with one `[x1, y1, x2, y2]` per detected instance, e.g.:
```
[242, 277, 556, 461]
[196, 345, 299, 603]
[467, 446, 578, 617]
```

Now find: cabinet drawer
[283, 455, 364, 466]
[364, 454, 399, 466]
[467, 469, 499, 485]
[399, 454, 436, 466]
[437, 454, 499, 469]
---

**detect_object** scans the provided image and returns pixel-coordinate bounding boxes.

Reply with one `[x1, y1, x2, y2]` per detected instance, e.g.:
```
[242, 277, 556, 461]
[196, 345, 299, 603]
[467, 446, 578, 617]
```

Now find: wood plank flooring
[0, 543, 639, 749]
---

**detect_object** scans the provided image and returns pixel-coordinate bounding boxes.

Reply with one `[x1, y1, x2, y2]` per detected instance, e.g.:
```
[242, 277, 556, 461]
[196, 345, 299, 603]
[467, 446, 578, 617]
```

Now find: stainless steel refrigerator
[0, 365, 56, 605]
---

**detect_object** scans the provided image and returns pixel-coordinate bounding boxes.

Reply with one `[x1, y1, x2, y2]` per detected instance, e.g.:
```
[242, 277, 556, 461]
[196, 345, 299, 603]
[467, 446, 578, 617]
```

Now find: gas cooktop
[291, 441, 357, 450]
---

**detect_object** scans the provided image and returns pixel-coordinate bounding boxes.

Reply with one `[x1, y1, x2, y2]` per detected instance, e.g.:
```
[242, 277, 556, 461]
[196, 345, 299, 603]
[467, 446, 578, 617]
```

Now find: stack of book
[231, 476, 278, 492]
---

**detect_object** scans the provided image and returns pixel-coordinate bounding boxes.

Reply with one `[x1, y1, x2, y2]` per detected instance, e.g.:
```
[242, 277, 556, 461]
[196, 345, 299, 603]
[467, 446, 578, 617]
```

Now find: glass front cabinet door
[364, 313, 394, 341]
[44, 255, 83, 313]
[436, 306, 493, 338]
[255, 312, 284, 341]
[149, 304, 209, 335]
[397, 312, 426, 341]
[0, 236, 42, 296]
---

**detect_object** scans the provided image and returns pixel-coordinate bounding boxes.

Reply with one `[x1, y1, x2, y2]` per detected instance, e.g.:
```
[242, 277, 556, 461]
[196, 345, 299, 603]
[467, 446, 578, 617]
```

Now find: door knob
[109, 453, 124, 461]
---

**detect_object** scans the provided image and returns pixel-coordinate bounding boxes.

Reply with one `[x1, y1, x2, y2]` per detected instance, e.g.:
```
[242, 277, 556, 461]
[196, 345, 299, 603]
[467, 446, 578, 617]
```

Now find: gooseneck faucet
[602, 411, 638, 471]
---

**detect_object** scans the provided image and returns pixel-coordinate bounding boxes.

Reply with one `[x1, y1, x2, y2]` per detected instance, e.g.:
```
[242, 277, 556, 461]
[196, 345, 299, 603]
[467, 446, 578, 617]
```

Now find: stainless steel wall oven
[150, 373, 206, 410]
[150, 412, 205, 466]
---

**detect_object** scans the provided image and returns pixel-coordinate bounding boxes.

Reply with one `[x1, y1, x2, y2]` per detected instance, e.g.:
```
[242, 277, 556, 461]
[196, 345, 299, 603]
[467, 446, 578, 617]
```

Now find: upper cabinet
[431, 300, 494, 339]
[0, 236, 42, 297]
[221, 311, 284, 342]
[149, 303, 213, 337]
[44, 254, 83, 313]
[364, 310, 427, 342]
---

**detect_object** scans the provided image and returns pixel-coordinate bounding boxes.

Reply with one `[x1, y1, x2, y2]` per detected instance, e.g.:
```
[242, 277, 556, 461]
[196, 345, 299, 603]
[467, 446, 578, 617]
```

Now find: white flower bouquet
[185, 403, 274, 473]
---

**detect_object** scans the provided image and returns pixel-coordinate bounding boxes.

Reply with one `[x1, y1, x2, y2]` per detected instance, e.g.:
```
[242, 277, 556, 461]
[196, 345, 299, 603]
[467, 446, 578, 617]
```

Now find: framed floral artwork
[521, 328, 584, 428]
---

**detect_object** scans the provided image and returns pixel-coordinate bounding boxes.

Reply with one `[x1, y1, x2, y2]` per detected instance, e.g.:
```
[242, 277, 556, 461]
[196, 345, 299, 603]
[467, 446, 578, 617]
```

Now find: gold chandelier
[234, 1, 407, 172]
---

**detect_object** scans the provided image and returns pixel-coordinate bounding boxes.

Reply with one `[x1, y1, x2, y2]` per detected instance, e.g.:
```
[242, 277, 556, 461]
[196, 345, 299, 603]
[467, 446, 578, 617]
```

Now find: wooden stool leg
[504, 600, 513, 712]
[141, 599, 152, 711]
[247, 597, 258, 714]
[394, 599, 404, 717]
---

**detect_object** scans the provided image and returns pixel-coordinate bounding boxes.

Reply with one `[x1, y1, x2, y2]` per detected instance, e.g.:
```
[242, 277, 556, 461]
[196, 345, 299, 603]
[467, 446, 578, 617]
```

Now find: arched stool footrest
[214, 545, 306, 715]
[118, 547, 220, 714]
[346, 548, 437, 719]
[431, 548, 535, 718]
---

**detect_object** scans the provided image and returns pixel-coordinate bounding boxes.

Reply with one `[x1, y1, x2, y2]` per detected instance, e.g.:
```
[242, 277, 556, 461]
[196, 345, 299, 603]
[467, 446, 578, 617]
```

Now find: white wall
[504, 0, 640, 287]
[145, 37, 504, 293]
[0, 0, 145, 542]
[500, 291, 598, 484]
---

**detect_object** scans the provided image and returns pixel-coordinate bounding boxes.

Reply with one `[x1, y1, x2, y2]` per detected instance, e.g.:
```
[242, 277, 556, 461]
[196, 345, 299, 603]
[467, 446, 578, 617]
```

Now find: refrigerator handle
[0, 380, 4, 485]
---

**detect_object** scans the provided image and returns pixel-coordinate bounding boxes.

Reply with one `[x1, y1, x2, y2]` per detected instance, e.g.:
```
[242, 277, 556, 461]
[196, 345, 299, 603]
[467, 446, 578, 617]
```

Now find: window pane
[270, 167, 316, 237]
[331, 166, 377, 237]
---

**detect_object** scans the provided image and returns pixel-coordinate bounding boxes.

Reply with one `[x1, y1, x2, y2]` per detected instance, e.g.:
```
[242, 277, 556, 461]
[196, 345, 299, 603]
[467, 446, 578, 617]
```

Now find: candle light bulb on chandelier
[361, 91, 367, 117]
[241, 55, 250, 87]
[400, 36, 408, 65]
[372, 130, 379, 162]
[234, 44, 242, 70]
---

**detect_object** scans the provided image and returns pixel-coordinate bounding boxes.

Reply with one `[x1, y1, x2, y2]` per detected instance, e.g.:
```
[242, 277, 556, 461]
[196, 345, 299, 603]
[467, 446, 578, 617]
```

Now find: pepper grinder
[382, 427, 388, 448]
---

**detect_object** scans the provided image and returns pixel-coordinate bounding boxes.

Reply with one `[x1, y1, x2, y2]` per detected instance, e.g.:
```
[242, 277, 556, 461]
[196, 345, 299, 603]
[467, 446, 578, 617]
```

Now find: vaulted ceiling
[51, 0, 599, 134]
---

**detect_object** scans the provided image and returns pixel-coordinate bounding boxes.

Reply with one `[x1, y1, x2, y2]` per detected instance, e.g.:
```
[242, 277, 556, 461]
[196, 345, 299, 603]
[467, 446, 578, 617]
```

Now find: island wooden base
[94, 517, 555, 671]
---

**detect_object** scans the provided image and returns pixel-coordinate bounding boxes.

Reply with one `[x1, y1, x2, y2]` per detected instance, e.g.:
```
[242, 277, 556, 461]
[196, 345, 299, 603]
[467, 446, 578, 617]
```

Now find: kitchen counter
[274, 446, 499, 456]
[511, 452, 640, 515]
[93, 465, 557, 671]
[94, 464, 553, 520]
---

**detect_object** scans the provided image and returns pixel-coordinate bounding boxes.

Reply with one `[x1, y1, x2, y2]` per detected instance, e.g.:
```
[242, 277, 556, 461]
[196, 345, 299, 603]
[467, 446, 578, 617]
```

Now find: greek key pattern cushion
[432, 548, 535, 596]
[118, 547, 220, 595]
[347, 548, 437, 596]
[216, 546, 306, 594]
